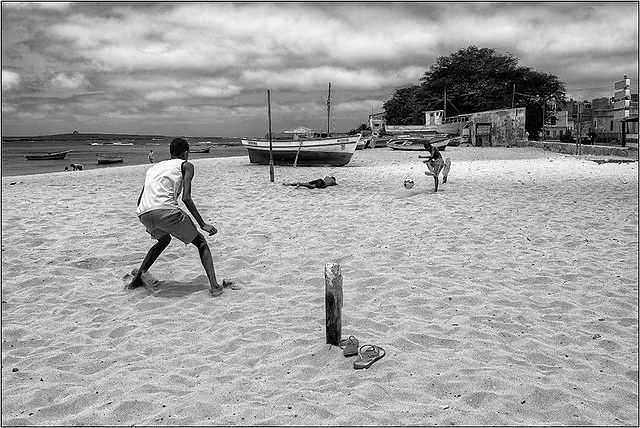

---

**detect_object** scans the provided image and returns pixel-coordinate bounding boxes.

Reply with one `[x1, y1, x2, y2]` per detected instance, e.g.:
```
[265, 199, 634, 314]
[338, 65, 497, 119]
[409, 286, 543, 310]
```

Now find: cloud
[49, 72, 88, 90]
[2, 69, 21, 91]
[1, 2, 637, 137]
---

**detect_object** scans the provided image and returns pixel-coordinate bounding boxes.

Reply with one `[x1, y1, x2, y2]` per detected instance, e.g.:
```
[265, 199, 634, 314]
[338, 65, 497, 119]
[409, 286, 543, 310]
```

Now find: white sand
[2, 147, 638, 426]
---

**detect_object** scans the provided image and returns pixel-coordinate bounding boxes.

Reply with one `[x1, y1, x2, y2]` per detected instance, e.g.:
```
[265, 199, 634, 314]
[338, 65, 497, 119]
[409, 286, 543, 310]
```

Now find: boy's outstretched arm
[137, 186, 144, 207]
[181, 161, 217, 236]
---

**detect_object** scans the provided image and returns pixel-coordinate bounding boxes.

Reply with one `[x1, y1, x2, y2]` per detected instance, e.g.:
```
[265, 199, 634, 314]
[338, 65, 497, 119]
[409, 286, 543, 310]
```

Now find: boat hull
[241, 135, 360, 166]
[97, 158, 124, 164]
[25, 150, 73, 160]
[388, 137, 449, 151]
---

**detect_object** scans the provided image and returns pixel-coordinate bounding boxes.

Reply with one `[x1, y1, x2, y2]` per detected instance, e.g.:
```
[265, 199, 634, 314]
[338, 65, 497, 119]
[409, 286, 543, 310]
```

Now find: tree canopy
[382, 46, 566, 139]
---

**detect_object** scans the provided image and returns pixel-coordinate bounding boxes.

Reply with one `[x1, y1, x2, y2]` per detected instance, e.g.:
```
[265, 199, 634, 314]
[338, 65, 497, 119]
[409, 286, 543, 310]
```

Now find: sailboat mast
[326, 83, 331, 136]
[443, 85, 447, 120]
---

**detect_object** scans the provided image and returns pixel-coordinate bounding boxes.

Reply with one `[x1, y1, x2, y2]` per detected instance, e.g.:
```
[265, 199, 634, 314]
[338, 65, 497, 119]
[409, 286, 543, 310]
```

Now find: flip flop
[353, 344, 385, 370]
[339, 336, 359, 357]
[222, 279, 242, 290]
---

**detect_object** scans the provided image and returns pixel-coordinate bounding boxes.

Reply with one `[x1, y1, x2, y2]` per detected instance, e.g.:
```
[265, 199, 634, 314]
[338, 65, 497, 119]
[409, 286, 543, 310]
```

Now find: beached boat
[242, 83, 361, 166]
[25, 150, 73, 160]
[241, 134, 361, 166]
[387, 134, 450, 151]
[369, 135, 391, 148]
[96, 155, 124, 164]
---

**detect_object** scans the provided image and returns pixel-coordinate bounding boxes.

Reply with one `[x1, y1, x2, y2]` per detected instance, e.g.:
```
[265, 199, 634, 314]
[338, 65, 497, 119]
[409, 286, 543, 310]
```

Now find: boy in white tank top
[126, 138, 234, 297]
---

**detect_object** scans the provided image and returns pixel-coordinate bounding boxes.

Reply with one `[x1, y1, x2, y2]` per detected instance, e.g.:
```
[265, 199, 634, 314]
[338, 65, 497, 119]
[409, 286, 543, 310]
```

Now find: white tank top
[137, 158, 185, 216]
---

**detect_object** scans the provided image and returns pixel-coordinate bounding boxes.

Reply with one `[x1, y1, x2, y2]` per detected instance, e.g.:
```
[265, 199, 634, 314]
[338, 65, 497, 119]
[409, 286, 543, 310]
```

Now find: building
[590, 76, 638, 145]
[591, 97, 616, 142]
[265, 126, 315, 140]
[545, 110, 572, 140]
[367, 112, 386, 135]
[461, 107, 527, 147]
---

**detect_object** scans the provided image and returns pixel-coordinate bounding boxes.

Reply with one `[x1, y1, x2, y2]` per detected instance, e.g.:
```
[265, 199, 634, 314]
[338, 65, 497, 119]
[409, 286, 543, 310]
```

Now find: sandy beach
[2, 146, 638, 426]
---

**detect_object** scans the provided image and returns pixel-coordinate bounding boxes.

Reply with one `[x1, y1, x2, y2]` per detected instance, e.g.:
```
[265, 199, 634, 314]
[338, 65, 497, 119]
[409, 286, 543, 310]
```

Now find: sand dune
[2, 147, 637, 425]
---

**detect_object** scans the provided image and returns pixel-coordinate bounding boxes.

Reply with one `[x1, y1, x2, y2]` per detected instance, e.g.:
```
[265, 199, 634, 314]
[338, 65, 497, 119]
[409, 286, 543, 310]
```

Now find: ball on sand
[403, 178, 415, 189]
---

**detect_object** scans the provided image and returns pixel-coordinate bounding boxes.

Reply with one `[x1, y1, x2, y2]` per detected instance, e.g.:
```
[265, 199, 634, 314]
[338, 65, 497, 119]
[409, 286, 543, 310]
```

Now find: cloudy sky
[2, 1, 638, 138]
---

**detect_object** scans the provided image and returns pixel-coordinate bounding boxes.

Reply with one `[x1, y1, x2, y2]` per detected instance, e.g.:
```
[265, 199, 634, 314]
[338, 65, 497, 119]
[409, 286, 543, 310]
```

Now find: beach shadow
[398, 188, 445, 198]
[150, 279, 209, 298]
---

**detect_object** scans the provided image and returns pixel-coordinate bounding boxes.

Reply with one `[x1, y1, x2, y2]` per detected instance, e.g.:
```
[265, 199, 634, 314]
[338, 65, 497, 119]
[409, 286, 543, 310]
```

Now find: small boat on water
[25, 150, 73, 160]
[96, 154, 124, 164]
[112, 141, 133, 146]
[190, 147, 211, 153]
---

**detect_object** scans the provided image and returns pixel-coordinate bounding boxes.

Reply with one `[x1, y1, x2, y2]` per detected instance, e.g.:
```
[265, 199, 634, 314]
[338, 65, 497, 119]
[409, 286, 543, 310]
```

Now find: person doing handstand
[126, 138, 233, 297]
[283, 176, 337, 189]
[417, 142, 451, 192]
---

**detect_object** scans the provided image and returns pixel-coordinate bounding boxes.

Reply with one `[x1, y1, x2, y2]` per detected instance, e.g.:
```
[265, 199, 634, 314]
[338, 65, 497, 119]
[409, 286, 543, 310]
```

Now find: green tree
[383, 46, 566, 139]
[348, 123, 369, 135]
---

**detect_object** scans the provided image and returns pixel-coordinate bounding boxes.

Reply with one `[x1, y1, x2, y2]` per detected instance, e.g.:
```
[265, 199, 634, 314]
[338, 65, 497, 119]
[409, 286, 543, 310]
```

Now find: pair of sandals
[339, 336, 385, 370]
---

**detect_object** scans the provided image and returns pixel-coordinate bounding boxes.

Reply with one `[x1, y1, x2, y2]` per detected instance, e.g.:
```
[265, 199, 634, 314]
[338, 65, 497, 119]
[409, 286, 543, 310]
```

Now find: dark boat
[96, 155, 124, 164]
[25, 150, 73, 160]
[190, 147, 211, 153]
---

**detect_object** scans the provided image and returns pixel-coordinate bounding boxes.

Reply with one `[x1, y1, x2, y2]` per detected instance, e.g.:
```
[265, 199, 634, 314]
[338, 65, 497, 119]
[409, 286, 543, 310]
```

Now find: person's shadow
[150, 274, 210, 298]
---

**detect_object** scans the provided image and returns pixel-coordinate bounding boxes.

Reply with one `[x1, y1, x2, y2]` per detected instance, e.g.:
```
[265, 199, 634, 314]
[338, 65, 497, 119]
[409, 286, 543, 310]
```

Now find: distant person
[417, 142, 451, 192]
[126, 138, 234, 297]
[588, 130, 597, 145]
[282, 176, 337, 189]
[65, 163, 84, 171]
[148, 150, 154, 163]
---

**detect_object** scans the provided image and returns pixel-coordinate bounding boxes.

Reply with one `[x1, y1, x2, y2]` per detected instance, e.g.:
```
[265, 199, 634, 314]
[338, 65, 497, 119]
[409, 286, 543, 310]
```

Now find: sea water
[1, 137, 247, 177]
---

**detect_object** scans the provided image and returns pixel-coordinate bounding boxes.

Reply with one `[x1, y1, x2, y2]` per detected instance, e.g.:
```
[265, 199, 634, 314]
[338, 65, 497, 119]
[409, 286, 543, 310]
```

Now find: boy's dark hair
[170, 138, 190, 156]
[423, 141, 432, 150]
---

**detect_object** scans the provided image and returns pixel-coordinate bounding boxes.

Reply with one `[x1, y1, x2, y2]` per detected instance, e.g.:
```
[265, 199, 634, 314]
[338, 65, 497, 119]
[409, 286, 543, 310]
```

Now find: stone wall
[468, 107, 527, 147]
[528, 140, 630, 157]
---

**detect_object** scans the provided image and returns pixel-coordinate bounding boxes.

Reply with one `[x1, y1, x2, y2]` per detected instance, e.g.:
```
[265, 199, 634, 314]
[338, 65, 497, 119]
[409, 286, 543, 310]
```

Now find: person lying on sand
[65, 163, 84, 171]
[126, 138, 234, 297]
[282, 176, 337, 189]
[417, 143, 450, 192]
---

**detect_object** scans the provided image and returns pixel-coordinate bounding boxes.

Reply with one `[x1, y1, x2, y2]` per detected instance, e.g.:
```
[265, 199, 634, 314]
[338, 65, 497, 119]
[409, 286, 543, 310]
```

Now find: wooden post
[267, 90, 274, 182]
[325, 262, 343, 346]
[293, 140, 303, 167]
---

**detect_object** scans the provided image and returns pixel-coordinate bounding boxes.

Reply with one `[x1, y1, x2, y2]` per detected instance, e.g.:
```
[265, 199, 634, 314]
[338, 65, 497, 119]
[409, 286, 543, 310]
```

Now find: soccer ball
[403, 178, 415, 189]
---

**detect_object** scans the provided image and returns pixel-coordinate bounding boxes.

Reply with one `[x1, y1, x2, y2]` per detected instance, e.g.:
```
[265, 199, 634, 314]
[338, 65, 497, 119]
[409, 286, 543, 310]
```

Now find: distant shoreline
[1, 133, 243, 143]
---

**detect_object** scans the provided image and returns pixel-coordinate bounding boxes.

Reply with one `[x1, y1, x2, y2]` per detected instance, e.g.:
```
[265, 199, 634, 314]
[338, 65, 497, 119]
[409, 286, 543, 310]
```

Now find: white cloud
[1, 2, 637, 137]
[2, 70, 21, 91]
[49, 72, 87, 90]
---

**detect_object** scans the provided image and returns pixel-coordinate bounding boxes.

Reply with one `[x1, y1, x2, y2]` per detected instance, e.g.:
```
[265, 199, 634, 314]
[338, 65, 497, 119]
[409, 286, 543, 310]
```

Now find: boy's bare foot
[126, 278, 144, 289]
[125, 269, 160, 291]
[210, 286, 224, 297]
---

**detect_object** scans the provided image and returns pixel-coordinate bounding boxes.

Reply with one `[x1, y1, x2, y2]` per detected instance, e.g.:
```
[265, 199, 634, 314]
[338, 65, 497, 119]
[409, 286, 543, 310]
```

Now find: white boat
[388, 134, 450, 151]
[242, 83, 361, 166]
[241, 134, 361, 166]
